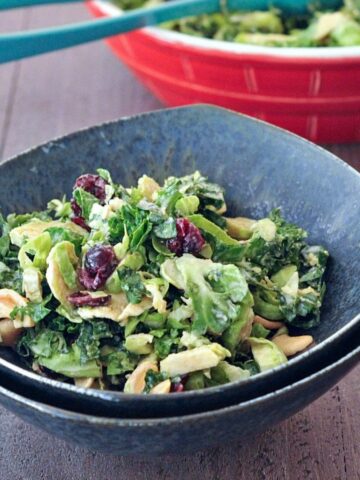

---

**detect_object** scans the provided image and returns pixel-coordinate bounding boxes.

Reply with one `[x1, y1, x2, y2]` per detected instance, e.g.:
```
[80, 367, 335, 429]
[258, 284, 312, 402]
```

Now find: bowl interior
[0, 104, 359, 387]
[95, 0, 360, 59]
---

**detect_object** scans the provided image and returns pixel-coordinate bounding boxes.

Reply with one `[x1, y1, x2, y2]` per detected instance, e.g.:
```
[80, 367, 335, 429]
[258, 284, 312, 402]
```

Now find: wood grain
[0, 9, 28, 158]
[0, 4, 161, 162]
[0, 4, 359, 480]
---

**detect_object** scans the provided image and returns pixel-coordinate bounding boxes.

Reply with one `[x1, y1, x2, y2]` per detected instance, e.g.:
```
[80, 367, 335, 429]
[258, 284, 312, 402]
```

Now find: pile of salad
[0, 170, 328, 394]
[113, 0, 360, 47]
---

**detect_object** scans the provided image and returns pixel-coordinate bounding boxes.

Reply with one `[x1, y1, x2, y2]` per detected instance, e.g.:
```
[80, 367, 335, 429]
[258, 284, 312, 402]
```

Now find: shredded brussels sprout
[112, 0, 360, 47]
[0, 169, 328, 393]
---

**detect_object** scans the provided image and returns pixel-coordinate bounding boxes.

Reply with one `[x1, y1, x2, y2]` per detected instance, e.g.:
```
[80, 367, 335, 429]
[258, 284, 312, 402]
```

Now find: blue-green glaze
[0, 339, 359, 455]
[0, 105, 359, 419]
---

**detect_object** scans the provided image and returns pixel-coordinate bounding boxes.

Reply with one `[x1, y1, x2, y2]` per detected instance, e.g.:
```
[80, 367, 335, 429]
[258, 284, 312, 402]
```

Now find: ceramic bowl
[88, 0, 360, 143]
[0, 105, 359, 418]
[0, 334, 359, 455]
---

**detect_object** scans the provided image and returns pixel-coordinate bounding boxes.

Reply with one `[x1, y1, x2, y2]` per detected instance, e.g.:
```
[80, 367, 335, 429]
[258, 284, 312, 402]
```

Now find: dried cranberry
[74, 174, 107, 203]
[166, 238, 183, 256]
[78, 245, 118, 291]
[166, 218, 205, 256]
[171, 375, 187, 393]
[70, 211, 91, 232]
[71, 198, 82, 217]
[68, 292, 111, 308]
[71, 174, 108, 230]
[171, 382, 184, 393]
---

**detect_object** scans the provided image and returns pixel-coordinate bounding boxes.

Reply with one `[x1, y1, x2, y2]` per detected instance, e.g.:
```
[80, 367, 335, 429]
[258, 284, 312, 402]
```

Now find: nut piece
[272, 334, 314, 357]
[74, 378, 98, 389]
[0, 288, 34, 328]
[225, 217, 256, 240]
[0, 319, 23, 347]
[124, 361, 158, 394]
[150, 379, 171, 395]
[138, 175, 160, 201]
[254, 315, 284, 330]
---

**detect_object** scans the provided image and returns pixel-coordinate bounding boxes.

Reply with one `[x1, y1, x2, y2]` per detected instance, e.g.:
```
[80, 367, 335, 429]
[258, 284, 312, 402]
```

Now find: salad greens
[112, 0, 360, 47]
[0, 170, 329, 394]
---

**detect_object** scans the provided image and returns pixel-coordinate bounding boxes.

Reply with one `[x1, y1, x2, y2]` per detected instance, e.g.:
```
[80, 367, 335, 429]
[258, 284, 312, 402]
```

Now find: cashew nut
[272, 334, 314, 357]
[137, 175, 160, 202]
[75, 378, 98, 389]
[225, 216, 256, 240]
[254, 315, 284, 330]
[150, 379, 171, 394]
[0, 319, 23, 347]
[124, 361, 158, 394]
[0, 289, 34, 328]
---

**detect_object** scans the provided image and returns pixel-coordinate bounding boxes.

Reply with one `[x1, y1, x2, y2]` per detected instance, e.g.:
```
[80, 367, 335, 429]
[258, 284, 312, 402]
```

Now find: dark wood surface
[0, 5, 359, 479]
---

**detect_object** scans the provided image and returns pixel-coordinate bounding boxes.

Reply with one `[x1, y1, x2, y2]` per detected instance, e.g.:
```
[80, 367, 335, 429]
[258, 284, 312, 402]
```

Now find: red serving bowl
[88, 0, 360, 143]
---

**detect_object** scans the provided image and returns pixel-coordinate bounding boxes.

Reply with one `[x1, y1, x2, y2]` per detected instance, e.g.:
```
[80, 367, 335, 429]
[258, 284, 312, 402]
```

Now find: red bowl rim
[92, 0, 360, 60]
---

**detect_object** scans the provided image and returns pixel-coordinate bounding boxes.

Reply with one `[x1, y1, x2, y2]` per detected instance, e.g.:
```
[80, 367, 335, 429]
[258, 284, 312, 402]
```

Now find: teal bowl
[0, 105, 359, 418]
[0, 331, 359, 455]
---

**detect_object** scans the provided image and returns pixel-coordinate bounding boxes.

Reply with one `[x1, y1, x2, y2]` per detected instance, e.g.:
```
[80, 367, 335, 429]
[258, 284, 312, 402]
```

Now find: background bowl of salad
[0, 105, 359, 419]
[88, 0, 360, 143]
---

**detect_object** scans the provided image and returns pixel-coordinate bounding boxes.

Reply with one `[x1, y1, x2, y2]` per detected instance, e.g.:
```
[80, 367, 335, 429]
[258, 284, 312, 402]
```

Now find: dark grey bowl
[0, 105, 359, 418]
[0, 332, 359, 455]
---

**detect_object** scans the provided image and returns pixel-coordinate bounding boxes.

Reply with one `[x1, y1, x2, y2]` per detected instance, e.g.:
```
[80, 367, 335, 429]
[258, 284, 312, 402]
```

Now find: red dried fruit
[74, 174, 107, 203]
[171, 382, 184, 393]
[68, 292, 111, 308]
[78, 245, 118, 291]
[167, 218, 205, 256]
[70, 209, 91, 232]
[71, 174, 108, 230]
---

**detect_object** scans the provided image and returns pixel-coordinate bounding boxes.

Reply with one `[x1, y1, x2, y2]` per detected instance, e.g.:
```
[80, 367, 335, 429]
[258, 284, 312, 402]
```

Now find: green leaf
[17, 327, 67, 358]
[165, 255, 249, 336]
[117, 267, 146, 304]
[47, 196, 72, 219]
[250, 323, 270, 338]
[10, 294, 52, 324]
[73, 188, 98, 221]
[245, 209, 307, 274]
[153, 217, 177, 239]
[161, 171, 225, 212]
[19, 232, 52, 271]
[102, 349, 138, 376]
[38, 344, 102, 378]
[248, 337, 287, 372]
[7, 211, 51, 229]
[156, 179, 183, 214]
[201, 208, 227, 228]
[46, 227, 85, 255]
[144, 369, 168, 393]
[96, 168, 113, 184]
[0, 264, 22, 293]
[76, 321, 113, 364]
[109, 204, 152, 250]
[53, 241, 78, 289]
[188, 214, 246, 263]
[130, 219, 152, 250]
[188, 214, 238, 246]
[153, 330, 179, 359]
[175, 195, 200, 216]
[0, 213, 10, 259]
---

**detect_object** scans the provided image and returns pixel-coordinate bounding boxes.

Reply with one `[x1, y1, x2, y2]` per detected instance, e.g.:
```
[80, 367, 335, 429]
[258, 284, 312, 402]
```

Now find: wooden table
[0, 5, 359, 480]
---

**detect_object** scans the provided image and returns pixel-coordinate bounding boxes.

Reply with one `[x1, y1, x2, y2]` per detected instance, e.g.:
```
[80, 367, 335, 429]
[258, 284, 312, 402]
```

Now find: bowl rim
[92, 0, 360, 59]
[1, 341, 359, 426]
[0, 103, 359, 403]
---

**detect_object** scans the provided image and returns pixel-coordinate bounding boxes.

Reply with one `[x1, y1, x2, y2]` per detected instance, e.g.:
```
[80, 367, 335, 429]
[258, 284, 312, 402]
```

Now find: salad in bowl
[113, 0, 360, 47]
[0, 170, 328, 394]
